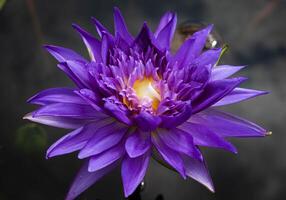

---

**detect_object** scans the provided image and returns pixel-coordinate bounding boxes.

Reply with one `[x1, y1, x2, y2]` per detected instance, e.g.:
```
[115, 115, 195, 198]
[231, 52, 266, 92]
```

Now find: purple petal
[179, 122, 237, 153]
[78, 122, 128, 159]
[157, 128, 202, 159]
[23, 112, 92, 129]
[72, 24, 102, 62]
[88, 141, 125, 172]
[133, 23, 155, 52]
[113, 7, 133, 45]
[172, 25, 213, 67]
[65, 60, 93, 88]
[194, 48, 221, 67]
[151, 132, 186, 178]
[44, 45, 87, 63]
[103, 97, 132, 125]
[91, 17, 109, 38]
[121, 152, 150, 197]
[57, 62, 86, 89]
[28, 88, 86, 106]
[155, 13, 177, 50]
[182, 155, 214, 192]
[32, 103, 100, 119]
[211, 65, 245, 81]
[101, 34, 109, 64]
[212, 88, 268, 106]
[125, 129, 151, 158]
[114, 33, 130, 51]
[46, 119, 113, 158]
[155, 12, 174, 37]
[192, 77, 247, 114]
[74, 89, 102, 111]
[65, 161, 117, 200]
[160, 101, 192, 129]
[133, 111, 161, 131]
[33, 103, 104, 119]
[189, 109, 267, 137]
[57, 60, 93, 89]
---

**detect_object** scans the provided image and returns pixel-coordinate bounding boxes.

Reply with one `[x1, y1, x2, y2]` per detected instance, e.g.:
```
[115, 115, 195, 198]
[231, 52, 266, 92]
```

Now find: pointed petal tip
[77, 152, 86, 159]
[72, 23, 90, 36]
[90, 16, 97, 22]
[113, 6, 121, 13]
[45, 151, 52, 159]
[208, 184, 215, 193]
[87, 164, 95, 173]
[23, 112, 34, 120]
[71, 23, 82, 31]
[46, 146, 58, 159]
[226, 141, 238, 154]
[42, 45, 59, 54]
[232, 148, 238, 154]
[22, 113, 30, 120]
[206, 24, 214, 32]
[42, 44, 51, 49]
[123, 187, 132, 198]
[236, 76, 248, 83]
[232, 65, 247, 72]
[198, 175, 215, 193]
[224, 141, 239, 154]
[142, 21, 148, 28]
[90, 17, 98, 25]
[260, 90, 270, 95]
[195, 24, 213, 36]
[26, 96, 35, 104]
[42, 44, 59, 51]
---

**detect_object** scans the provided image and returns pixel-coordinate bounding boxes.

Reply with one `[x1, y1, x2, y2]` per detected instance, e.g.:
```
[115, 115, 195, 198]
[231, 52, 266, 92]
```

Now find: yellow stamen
[133, 78, 160, 110]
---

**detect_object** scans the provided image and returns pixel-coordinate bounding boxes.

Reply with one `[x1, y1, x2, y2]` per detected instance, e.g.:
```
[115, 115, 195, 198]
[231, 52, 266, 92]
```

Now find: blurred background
[0, 0, 285, 199]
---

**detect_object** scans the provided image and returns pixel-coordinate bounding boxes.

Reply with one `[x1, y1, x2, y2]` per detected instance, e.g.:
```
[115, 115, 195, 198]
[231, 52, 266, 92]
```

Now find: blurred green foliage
[15, 123, 47, 154]
[0, 0, 6, 10]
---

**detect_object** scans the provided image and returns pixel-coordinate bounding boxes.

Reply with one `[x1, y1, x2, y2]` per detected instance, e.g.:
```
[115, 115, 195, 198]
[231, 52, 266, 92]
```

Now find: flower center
[133, 78, 161, 110]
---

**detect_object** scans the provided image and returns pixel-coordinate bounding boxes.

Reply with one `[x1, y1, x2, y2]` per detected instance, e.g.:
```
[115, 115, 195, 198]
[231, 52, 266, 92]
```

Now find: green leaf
[15, 123, 47, 154]
[0, 0, 6, 10]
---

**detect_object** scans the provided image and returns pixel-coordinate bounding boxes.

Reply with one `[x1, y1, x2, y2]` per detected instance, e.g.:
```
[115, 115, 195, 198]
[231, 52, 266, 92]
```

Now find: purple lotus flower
[24, 7, 268, 199]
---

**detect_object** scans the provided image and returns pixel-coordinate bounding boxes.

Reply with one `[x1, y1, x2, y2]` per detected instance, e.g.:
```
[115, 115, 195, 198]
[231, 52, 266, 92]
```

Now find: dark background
[0, 0, 285, 199]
